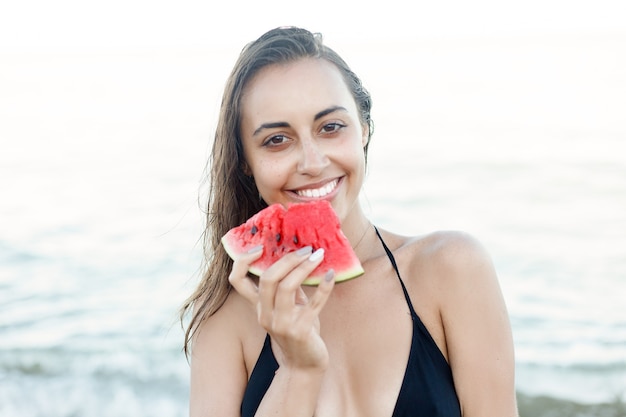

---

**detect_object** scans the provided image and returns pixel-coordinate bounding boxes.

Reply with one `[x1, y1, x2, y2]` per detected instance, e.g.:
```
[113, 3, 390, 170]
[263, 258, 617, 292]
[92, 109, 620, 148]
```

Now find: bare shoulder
[193, 287, 263, 361]
[195, 288, 252, 340]
[390, 229, 504, 319]
[189, 289, 262, 417]
[415, 230, 503, 312]
[417, 230, 494, 275]
[392, 229, 495, 282]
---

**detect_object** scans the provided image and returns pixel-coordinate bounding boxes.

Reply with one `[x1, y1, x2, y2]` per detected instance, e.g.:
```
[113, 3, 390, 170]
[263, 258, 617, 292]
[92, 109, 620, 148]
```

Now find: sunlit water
[1, 33, 625, 416]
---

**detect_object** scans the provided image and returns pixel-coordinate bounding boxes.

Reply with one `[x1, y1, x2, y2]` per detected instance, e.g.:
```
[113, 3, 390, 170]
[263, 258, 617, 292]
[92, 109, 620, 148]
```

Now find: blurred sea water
[1, 33, 625, 416]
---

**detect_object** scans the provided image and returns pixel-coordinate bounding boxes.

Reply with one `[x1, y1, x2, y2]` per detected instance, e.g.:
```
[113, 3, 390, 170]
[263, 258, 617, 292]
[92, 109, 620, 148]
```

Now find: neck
[341, 213, 373, 262]
[340, 204, 369, 244]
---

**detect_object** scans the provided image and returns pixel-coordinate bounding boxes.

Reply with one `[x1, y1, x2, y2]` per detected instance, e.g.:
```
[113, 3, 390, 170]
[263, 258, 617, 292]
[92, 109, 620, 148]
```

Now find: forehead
[241, 58, 356, 126]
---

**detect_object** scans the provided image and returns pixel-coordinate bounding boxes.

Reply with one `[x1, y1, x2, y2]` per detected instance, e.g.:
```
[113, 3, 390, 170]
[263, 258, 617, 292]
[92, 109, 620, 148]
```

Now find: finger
[302, 269, 336, 318]
[295, 286, 308, 305]
[228, 245, 263, 304]
[274, 248, 325, 314]
[277, 268, 335, 343]
[257, 246, 314, 326]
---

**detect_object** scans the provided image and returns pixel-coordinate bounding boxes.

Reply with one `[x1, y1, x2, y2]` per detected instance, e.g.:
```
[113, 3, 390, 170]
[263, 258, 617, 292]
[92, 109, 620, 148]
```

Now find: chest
[311, 269, 414, 416]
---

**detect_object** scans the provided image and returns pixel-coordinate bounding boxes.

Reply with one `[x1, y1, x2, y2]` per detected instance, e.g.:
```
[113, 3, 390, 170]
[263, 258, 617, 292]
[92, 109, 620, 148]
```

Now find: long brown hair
[181, 26, 373, 356]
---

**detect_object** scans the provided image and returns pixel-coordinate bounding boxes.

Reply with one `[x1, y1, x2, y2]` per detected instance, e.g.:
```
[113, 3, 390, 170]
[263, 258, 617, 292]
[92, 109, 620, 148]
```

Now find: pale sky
[1, 0, 624, 51]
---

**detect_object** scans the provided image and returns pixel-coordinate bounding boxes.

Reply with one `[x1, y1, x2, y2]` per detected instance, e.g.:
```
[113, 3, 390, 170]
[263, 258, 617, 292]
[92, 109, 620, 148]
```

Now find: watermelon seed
[276, 233, 281, 242]
[293, 235, 298, 245]
[251, 225, 258, 235]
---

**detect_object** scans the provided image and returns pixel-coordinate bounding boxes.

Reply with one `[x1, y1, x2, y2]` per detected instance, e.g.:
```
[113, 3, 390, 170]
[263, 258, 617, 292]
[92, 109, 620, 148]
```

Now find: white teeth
[296, 179, 338, 198]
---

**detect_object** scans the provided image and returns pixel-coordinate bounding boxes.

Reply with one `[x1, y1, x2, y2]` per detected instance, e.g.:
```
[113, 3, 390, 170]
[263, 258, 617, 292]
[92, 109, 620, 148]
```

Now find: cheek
[348, 137, 367, 168]
[252, 160, 287, 191]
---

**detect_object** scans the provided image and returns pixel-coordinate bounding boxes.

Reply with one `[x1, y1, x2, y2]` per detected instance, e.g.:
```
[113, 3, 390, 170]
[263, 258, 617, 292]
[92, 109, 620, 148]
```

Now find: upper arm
[189, 294, 250, 417]
[434, 232, 518, 417]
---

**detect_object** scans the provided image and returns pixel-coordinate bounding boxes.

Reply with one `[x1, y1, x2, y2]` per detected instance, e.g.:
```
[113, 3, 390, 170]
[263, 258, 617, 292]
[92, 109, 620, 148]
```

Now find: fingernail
[308, 248, 324, 262]
[295, 246, 313, 256]
[325, 269, 335, 282]
[247, 245, 263, 254]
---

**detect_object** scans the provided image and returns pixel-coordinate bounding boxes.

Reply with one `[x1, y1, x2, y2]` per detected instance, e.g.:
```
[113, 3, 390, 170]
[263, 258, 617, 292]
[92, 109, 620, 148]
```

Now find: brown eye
[264, 135, 288, 147]
[321, 123, 345, 134]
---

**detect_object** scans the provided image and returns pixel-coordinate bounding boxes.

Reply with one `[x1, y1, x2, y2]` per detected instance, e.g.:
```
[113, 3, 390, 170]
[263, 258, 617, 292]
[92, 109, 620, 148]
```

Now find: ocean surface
[1, 33, 625, 416]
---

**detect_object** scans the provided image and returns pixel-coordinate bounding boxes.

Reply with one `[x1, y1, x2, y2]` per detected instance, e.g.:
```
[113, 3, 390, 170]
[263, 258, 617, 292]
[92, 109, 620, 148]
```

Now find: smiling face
[240, 58, 369, 223]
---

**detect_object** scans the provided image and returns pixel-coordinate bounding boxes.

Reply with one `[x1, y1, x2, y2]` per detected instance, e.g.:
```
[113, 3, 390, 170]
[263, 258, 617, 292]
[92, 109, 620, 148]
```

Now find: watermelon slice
[221, 200, 364, 285]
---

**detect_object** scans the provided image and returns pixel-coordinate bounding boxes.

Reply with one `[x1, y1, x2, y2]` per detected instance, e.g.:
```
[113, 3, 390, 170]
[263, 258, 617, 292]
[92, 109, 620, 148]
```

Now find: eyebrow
[252, 106, 348, 137]
[314, 105, 348, 121]
[252, 121, 290, 137]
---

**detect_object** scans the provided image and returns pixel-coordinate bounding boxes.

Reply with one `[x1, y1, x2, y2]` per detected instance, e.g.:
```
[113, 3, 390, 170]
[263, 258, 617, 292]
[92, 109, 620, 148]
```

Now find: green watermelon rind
[299, 265, 365, 286]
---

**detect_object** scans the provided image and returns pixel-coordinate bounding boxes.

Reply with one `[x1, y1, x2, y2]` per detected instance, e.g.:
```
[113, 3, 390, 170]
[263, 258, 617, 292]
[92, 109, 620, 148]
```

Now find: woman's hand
[228, 245, 336, 372]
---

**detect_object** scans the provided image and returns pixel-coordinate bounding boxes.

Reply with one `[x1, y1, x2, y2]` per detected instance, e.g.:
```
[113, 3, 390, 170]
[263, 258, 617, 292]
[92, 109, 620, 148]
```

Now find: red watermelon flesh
[221, 200, 364, 285]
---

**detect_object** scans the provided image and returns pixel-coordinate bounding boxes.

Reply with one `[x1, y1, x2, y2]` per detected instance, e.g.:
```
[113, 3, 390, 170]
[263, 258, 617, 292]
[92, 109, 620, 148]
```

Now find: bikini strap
[373, 226, 418, 319]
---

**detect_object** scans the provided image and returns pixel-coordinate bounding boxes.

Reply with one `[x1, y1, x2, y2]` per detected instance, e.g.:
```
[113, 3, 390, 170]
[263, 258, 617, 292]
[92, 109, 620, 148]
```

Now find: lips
[294, 178, 339, 198]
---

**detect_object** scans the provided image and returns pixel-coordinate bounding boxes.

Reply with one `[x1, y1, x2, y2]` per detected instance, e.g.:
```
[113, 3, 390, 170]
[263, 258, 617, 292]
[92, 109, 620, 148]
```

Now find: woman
[181, 27, 518, 417]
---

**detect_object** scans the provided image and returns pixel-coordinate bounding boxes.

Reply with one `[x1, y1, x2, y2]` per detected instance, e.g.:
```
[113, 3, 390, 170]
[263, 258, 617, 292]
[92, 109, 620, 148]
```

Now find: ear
[361, 122, 370, 148]
[241, 161, 252, 177]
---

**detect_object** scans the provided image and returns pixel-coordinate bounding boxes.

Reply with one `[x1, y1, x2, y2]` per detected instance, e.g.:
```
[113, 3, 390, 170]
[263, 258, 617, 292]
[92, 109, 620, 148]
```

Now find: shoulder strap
[373, 226, 418, 318]
[240, 334, 278, 417]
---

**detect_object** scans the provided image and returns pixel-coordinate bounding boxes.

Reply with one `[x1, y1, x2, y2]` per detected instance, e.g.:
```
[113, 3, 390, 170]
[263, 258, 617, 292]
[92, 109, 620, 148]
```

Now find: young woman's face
[240, 58, 368, 222]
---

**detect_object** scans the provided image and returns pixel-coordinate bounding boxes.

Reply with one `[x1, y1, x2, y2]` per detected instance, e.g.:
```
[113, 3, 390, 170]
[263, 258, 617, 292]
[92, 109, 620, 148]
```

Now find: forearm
[255, 366, 325, 417]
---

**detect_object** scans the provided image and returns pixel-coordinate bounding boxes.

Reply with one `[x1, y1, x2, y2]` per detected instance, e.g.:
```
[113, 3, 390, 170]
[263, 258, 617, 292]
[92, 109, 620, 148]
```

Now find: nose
[296, 137, 330, 176]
